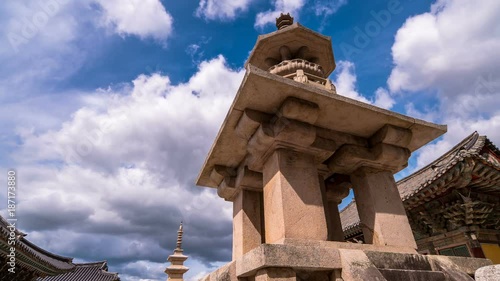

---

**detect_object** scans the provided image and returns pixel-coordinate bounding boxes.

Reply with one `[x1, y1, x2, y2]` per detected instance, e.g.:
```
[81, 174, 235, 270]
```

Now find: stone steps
[365, 251, 451, 281]
[363, 251, 477, 281]
[365, 251, 433, 271]
[379, 269, 446, 281]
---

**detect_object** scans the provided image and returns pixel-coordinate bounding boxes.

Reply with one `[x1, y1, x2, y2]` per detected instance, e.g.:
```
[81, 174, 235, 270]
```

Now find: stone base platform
[200, 240, 492, 281]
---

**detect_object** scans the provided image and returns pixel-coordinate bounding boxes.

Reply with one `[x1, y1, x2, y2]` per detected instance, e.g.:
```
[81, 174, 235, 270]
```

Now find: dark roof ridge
[21, 237, 74, 263]
[1, 214, 73, 263]
[397, 131, 481, 185]
[0, 214, 26, 236]
[484, 136, 500, 155]
[75, 261, 108, 267]
[76, 261, 120, 278]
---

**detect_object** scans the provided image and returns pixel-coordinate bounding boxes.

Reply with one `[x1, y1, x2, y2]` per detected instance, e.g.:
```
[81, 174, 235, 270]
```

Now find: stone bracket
[217, 165, 264, 201]
[236, 165, 263, 192]
[369, 124, 412, 148]
[218, 176, 237, 201]
[278, 97, 319, 125]
[325, 175, 352, 205]
[235, 109, 272, 141]
[328, 143, 411, 174]
[210, 165, 236, 186]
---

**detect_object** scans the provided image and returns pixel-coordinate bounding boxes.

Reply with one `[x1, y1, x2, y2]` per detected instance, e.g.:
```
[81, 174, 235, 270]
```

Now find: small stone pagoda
[196, 14, 492, 281]
[165, 223, 189, 281]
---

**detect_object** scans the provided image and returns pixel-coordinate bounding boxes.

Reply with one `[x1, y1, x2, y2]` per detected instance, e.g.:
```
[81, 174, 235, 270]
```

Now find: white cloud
[94, 0, 173, 40]
[332, 60, 395, 109]
[16, 55, 244, 181]
[196, 0, 252, 21]
[0, 0, 174, 106]
[186, 37, 211, 65]
[0, 1, 86, 94]
[313, 0, 347, 17]
[255, 0, 305, 28]
[388, 0, 500, 96]
[333, 61, 369, 103]
[5, 56, 243, 280]
[386, 0, 500, 169]
[373, 87, 395, 109]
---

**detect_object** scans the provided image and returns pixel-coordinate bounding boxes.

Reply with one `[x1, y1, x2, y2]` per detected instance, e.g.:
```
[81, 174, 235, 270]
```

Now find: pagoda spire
[165, 222, 189, 281]
[175, 222, 183, 252]
[276, 13, 294, 30]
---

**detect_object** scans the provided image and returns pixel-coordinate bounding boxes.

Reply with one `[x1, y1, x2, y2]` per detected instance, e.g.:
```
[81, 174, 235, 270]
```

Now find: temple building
[0, 215, 120, 280]
[341, 132, 500, 264]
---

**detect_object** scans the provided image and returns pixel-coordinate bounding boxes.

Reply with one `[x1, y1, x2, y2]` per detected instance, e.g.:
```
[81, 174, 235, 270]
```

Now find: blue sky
[0, 0, 499, 280]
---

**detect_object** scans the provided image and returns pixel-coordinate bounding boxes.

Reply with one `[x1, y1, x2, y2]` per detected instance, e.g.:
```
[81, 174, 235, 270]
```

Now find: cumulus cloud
[387, 0, 500, 168]
[93, 0, 173, 40]
[196, 0, 253, 21]
[332, 60, 395, 109]
[389, 0, 500, 96]
[255, 0, 305, 28]
[0, 0, 175, 112]
[6, 56, 243, 280]
[0, 1, 87, 95]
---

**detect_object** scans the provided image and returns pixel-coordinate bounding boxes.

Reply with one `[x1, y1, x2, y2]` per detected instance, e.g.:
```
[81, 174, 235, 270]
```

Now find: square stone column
[350, 167, 417, 249]
[233, 189, 263, 260]
[262, 149, 328, 243]
[323, 176, 351, 242]
[324, 200, 345, 242]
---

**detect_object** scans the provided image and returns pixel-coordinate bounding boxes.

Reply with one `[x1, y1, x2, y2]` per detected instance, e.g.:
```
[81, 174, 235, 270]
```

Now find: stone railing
[268, 59, 334, 92]
[269, 59, 324, 76]
[282, 69, 334, 91]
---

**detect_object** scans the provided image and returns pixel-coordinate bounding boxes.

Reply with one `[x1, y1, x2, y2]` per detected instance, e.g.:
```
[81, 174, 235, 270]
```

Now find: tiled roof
[397, 132, 498, 200]
[0, 215, 75, 276]
[340, 132, 500, 234]
[37, 261, 120, 281]
[1, 215, 121, 280]
[339, 200, 360, 238]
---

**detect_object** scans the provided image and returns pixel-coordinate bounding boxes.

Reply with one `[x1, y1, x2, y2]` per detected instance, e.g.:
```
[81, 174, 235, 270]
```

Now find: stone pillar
[326, 204, 344, 242]
[324, 176, 351, 242]
[350, 167, 417, 249]
[262, 149, 328, 243]
[256, 268, 296, 281]
[233, 189, 263, 260]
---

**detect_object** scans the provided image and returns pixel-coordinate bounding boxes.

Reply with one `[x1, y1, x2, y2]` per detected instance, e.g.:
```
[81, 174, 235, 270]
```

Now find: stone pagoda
[196, 14, 491, 281]
[165, 223, 189, 281]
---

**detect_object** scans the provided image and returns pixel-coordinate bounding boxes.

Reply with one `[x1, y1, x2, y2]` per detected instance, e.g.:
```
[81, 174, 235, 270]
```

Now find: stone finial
[176, 222, 183, 252]
[276, 13, 294, 30]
